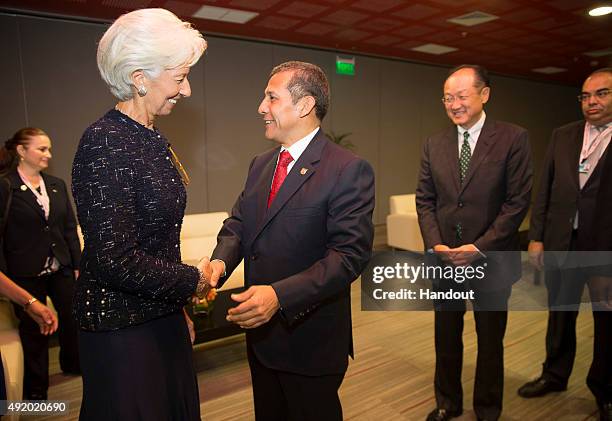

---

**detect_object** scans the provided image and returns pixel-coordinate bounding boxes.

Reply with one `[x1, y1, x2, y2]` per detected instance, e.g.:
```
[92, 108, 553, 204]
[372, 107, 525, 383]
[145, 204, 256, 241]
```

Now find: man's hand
[528, 241, 545, 271]
[448, 244, 481, 266]
[25, 301, 58, 335]
[588, 276, 612, 311]
[433, 244, 453, 263]
[197, 257, 225, 288]
[226, 285, 280, 329]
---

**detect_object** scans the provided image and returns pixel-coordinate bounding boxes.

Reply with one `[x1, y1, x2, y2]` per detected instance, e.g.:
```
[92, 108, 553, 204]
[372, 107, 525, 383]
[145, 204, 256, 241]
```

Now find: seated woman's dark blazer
[0, 169, 81, 277]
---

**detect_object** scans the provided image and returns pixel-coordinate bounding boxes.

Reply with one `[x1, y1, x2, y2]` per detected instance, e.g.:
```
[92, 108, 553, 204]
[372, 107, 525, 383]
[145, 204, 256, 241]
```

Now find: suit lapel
[253, 151, 278, 228]
[442, 128, 461, 193]
[569, 121, 584, 190]
[8, 171, 46, 221]
[42, 173, 59, 224]
[460, 119, 496, 194]
[252, 132, 324, 241]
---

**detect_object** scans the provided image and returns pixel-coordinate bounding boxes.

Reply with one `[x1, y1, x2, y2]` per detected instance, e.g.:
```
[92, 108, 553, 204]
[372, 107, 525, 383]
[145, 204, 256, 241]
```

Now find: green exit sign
[336, 56, 355, 76]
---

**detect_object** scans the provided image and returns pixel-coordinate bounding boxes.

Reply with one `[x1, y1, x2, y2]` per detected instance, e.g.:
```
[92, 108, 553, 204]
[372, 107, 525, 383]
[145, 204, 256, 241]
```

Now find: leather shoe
[426, 408, 462, 421]
[517, 376, 566, 398]
[599, 402, 612, 421]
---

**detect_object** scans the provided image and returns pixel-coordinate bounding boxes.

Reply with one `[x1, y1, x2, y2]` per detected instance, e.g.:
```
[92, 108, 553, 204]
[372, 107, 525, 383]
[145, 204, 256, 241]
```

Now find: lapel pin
[20, 185, 27, 191]
[52, 189, 57, 193]
[300, 168, 308, 175]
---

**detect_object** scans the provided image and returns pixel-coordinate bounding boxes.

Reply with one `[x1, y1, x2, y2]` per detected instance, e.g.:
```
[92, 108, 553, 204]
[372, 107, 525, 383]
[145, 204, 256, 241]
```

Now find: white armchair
[386, 194, 425, 252]
[180, 212, 244, 290]
[78, 213, 245, 290]
[0, 298, 23, 420]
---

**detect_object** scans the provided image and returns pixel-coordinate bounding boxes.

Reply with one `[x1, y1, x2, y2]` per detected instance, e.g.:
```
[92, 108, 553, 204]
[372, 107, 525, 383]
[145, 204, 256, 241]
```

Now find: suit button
[43, 226, 50, 232]
[51, 243, 56, 247]
[251, 255, 258, 261]
[458, 201, 464, 208]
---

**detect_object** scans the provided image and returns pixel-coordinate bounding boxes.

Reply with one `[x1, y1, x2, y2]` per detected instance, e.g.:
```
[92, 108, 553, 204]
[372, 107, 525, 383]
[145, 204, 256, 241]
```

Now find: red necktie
[267, 150, 293, 208]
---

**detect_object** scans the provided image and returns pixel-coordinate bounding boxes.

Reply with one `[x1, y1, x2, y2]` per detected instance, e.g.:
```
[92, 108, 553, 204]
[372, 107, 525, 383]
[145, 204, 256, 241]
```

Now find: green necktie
[459, 131, 471, 184]
[457, 131, 471, 241]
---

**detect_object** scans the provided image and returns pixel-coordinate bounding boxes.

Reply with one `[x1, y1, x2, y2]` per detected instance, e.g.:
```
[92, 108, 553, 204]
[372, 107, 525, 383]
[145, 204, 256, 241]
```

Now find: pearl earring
[137, 85, 147, 97]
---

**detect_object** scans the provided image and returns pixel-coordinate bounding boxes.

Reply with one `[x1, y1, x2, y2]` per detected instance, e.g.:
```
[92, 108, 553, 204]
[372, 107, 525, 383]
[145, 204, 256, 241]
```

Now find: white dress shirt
[277, 126, 320, 174]
[457, 111, 486, 154]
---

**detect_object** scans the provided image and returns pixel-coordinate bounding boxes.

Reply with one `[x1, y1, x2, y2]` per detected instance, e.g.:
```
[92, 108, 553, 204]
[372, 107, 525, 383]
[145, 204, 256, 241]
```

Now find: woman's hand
[183, 308, 195, 344]
[25, 301, 58, 335]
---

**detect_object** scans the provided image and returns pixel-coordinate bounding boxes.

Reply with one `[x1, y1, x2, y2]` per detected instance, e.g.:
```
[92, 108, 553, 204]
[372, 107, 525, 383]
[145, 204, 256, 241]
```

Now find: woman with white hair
[72, 8, 209, 420]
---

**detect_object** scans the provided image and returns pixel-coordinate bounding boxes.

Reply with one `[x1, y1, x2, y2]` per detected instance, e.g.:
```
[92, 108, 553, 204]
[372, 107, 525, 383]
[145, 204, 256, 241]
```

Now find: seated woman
[0, 270, 58, 402]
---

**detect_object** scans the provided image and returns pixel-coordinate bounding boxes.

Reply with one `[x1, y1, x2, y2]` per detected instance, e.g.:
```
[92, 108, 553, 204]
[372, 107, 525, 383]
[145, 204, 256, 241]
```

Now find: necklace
[114, 104, 153, 129]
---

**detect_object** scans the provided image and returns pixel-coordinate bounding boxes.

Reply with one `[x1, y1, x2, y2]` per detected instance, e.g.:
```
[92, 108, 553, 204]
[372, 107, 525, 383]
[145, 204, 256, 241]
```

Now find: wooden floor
[35, 277, 601, 421]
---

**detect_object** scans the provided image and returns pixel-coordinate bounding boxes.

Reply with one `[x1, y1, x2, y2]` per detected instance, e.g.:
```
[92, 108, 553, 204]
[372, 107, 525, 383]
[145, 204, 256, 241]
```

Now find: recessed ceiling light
[192, 5, 258, 24]
[584, 47, 612, 57]
[447, 11, 499, 27]
[532, 66, 567, 74]
[588, 6, 612, 16]
[411, 43, 458, 55]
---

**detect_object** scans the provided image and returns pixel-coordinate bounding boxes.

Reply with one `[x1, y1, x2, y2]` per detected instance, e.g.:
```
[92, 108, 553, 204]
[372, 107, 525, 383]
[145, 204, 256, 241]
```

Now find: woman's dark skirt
[78, 312, 200, 421]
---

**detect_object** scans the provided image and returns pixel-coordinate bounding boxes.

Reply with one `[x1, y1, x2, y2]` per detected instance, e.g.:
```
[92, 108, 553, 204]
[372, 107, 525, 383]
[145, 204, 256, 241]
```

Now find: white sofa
[180, 212, 244, 290]
[386, 194, 425, 253]
[0, 298, 23, 420]
[77, 212, 245, 290]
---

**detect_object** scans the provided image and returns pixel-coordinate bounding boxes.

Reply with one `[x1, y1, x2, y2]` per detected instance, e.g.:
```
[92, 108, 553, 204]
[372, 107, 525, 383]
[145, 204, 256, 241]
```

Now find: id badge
[578, 162, 590, 173]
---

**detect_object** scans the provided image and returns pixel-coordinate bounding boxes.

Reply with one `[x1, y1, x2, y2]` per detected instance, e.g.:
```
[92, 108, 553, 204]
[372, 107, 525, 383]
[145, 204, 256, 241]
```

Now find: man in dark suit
[518, 68, 612, 421]
[416, 64, 532, 421]
[206, 61, 375, 420]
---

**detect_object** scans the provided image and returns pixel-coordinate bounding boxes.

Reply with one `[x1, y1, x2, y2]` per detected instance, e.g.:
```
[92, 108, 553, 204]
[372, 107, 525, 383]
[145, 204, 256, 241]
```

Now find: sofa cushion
[390, 194, 416, 214]
[180, 212, 244, 290]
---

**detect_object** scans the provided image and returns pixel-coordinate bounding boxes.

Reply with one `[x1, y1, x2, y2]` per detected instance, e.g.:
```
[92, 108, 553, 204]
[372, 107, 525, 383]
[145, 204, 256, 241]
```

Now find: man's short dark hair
[448, 64, 491, 89]
[270, 61, 330, 121]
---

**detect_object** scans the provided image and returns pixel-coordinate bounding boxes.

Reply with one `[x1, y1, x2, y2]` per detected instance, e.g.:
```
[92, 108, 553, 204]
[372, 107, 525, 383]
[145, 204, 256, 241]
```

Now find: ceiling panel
[1, 0, 610, 85]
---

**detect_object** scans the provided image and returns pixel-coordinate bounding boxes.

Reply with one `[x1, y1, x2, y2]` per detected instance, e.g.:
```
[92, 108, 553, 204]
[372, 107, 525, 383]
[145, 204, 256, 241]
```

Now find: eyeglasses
[168, 145, 190, 186]
[577, 89, 611, 102]
[442, 94, 474, 104]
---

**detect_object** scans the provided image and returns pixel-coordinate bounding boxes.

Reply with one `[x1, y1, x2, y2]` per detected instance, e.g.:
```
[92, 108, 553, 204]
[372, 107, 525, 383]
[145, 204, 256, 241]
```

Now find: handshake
[194, 257, 225, 299]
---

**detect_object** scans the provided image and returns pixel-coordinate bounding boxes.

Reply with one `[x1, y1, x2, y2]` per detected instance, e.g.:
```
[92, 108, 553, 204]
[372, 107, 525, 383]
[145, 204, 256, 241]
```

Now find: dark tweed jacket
[71, 109, 199, 331]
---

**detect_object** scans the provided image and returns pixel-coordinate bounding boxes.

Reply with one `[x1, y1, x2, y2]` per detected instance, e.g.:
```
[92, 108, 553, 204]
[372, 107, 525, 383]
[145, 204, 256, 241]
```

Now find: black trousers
[541, 234, 612, 405]
[247, 345, 345, 421]
[541, 265, 585, 385]
[12, 270, 80, 399]
[433, 285, 511, 421]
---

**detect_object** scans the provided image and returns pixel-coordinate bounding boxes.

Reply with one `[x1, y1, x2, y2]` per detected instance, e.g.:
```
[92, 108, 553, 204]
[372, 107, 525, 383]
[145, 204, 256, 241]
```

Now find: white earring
[137, 85, 147, 97]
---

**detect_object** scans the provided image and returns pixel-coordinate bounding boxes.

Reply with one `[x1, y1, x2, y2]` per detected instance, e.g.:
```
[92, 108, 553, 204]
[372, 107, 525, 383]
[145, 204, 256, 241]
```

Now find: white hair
[97, 8, 207, 100]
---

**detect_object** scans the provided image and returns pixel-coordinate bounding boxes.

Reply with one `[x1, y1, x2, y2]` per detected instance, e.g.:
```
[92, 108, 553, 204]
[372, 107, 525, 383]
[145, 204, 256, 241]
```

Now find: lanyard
[580, 123, 612, 163]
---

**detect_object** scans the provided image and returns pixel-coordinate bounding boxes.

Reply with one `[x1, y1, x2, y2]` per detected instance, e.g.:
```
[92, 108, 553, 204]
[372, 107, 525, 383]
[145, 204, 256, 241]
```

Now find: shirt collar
[281, 127, 320, 162]
[586, 121, 611, 133]
[458, 110, 486, 140]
